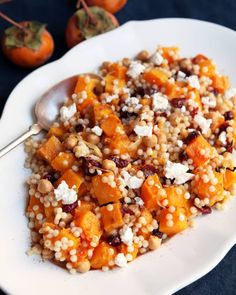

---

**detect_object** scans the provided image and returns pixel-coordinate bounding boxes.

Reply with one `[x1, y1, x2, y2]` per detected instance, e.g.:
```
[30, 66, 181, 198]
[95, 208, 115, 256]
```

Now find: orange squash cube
[161, 46, 179, 63]
[93, 104, 113, 122]
[141, 174, 165, 211]
[212, 75, 229, 93]
[51, 152, 75, 172]
[108, 63, 127, 79]
[100, 202, 124, 232]
[92, 172, 122, 205]
[164, 81, 185, 99]
[193, 54, 216, 77]
[120, 243, 138, 261]
[193, 168, 224, 206]
[165, 186, 191, 213]
[101, 114, 123, 137]
[105, 74, 126, 94]
[56, 169, 83, 191]
[74, 201, 95, 216]
[159, 208, 188, 236]
[224, 169, 236, 190]
[143, 69, 168, 86]
[47, 125, 67, 139]
[37, 135, 64, 163]
[74, 210, 102, 241]
[27, 195, 44, 214]
[108, 133, 131, 154]
[185, 134, 215, 167]
[90, 242, 117, 269]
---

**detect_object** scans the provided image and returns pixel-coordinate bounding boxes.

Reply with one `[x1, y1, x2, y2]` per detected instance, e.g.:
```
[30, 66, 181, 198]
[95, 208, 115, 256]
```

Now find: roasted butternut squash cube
[185, 134, 215, 167]
[47, 125, 67, 139]
[193, 54, 216, 77]
[159, 208, 188, 236]
[105, 74, 126, 94]
[164, 81, 185, 99]
[37, 135, 63, 163]
[108, 133, 131, 154]
[120, 243, 138, 261]
[193, 168, 224, 206]
[27, 195, 44, 214]
[74, 201, 95, 216]
[224, 169, 236, 190]
[161, 46, 179, 63]
[56, 169, 83, 191]
[92, 172, 122, 205]
[90, 242, 117, 269]
[74, 210, 102, 241]
[141, 174, 165, 211]
[101, 114, 123, 137]
[143, 69, 168, 86]
[108, 63, 127, 79]
[100, 202, 124, 232]
[93, 104, 113, 122]
[186, 89, 202, 110]
[212, 75, 229, 93]
[51, 152, 75, 172]
[165, 186, 191, 213]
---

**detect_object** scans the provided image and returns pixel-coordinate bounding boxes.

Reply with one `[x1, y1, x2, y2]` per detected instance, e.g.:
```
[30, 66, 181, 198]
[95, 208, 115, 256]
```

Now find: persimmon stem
[79, 0, 97, 26]
[0, 11, 25, 30]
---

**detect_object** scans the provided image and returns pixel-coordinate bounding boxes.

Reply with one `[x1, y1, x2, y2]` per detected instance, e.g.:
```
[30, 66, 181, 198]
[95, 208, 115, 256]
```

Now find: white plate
[0, 18, 236, 295]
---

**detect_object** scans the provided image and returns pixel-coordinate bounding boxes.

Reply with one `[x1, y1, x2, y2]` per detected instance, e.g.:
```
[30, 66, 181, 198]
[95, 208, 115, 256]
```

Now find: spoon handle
[0, 123, 42, 158]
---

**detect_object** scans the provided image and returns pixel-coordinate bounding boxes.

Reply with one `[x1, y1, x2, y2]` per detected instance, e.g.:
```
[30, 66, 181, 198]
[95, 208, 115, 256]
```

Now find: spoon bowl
[0, 73, 102, 158]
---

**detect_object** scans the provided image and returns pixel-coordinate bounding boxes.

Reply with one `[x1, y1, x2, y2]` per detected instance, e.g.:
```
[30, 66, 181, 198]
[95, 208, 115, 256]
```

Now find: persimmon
[66, 0, 119, 48]
[86, 0, 127, 14]
[1, 12, 54, 68]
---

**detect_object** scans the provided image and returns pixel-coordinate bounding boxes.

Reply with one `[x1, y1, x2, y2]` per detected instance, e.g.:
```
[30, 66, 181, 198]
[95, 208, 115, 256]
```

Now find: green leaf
[75, 6, 117, 40]
[4, 21, 46, 50]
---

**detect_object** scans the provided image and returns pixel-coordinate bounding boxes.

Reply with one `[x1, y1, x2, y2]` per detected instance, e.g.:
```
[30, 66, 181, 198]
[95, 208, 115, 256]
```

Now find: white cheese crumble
[114, 253, 127, 267]
[152, 92, 169, 111]
[187, 75, 200, 89]
[104, 94, 118, 103]
[122, 171, 144, 189]
[224, 88, 236, 100]
[194, 114, 212, 135]
[177, 140, 183, 148]
[122, 96, 142, 112]
[91, 126, 103, 136]
[54, 180, 77, 205]
[201, 96, 216, 108]
[60, 103, 77, 122]
[134, 124, 153, 137]
[219, 131, 227, 145]
[165, 161, 194, 185]
[176, 71, 186, 82]
[135, 197, 144, 206]
[127, 61, 145, 79]
[120, 225, 134, 246]
[151, 52, 163, 65]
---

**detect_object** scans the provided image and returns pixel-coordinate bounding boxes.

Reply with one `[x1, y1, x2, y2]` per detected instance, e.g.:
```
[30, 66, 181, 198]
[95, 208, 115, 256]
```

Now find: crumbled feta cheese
[151, 52, 163, 65]
[224, 88, 236, 100]
[141, 110, 152, 121]
[152, 92, 169, 111]
[120, 225, 133, 246]
[187, 75, 200, 89]
[91, 126, 103, 136]
[60, 103, 77, 121]
[165, 161, 194, 185]
[176, 71, 186, 82]
[219, 131, 227, 145]
[134, 125, 153, 137]
[177, 140, 183, 148]
[122, 171, 144, 189]
[54, 180, 77, 204]
[194, 114, 212, 135]
[114, 253, 127, 267]
[135, 197, 144, 206]
[201, 96, 216, 108]
[123, 96, 142, 112]
[127, 61, 145, 79]
[105, 94, 118, 103]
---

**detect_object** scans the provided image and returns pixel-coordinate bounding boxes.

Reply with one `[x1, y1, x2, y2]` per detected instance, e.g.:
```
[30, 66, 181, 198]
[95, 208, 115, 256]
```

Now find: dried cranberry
[198, 206, 212, 215]
[80, 157, 102, 176]
[74, 124, 83, 132]
[185, 131, 199, 144]
[134, 86, 145, 97]
[224, 111, 234, 121]
[108, 155, 129, 168]
[178, 68, 192, 77]
[107, 235, 121, 247]
[170, 98, 185, 108]
[152, 229, 163, 239]
[189, 107, 199, 117]
[225, 141, 233, 153]
[142, 165, 158, 178]
[44, 173, 57, 183]
[218, 122, 229, 134]
[156, 112, 168, 118]
[62, 201, 78, 213]
[121, 206, 135, 216]
[120, 111, 138, 119]
[179, 151, 188, 161]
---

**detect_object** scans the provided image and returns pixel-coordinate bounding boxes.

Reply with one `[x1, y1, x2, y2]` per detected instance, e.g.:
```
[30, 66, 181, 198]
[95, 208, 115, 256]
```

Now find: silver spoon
[0, 73, 101, 158]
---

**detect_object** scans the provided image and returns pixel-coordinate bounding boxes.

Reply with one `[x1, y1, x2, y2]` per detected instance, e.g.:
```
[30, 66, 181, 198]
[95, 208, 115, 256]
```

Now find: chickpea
[122, 57, 131, 67]
[64, 135, 77, 149]
[37, 179, 53, 194]
[143, 134, 158, 147]
[148, 235, 162, 250]
[136, 50, 150, 62]
[87, 133, 100, 145]
[77, 260, 91, 273]
[103, 159, 116, 172]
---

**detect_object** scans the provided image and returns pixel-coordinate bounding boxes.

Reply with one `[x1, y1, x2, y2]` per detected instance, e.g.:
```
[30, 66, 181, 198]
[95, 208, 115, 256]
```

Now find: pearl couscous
[25, 46, 236, 273]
